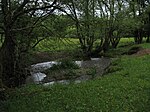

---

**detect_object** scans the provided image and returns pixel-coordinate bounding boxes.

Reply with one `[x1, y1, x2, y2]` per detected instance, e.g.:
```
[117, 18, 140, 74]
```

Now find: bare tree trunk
[134, 30, 143, 44]
[0, 29, 17, 87]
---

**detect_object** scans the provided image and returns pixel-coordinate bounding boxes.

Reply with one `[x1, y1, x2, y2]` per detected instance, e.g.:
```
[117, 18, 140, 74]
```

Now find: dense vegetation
[0, 0, 150, 111]
[0, 0, 150, 87]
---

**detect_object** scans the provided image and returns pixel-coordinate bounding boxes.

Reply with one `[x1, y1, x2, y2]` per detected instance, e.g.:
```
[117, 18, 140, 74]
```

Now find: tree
[59, 0, 97, 58]
[127, 0, 150, 44]
[0, 0, 59, 87]
[60, 0, 132, 57]
[95, 0, 127, 50]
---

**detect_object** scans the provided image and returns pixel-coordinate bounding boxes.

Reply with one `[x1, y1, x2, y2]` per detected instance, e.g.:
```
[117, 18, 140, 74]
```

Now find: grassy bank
[1, 39, 150, 112]
[1, 53, 150, 111]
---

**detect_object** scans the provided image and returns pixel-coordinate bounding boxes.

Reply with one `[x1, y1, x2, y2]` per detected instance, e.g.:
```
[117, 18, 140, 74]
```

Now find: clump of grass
[51, 59, 79, 70]
[64, 69, 77, 80]
[43, 59, 80, 81]
[107, 66, 122, 73]
[44, 59, 79, 75]
[86, 67, 97, 78]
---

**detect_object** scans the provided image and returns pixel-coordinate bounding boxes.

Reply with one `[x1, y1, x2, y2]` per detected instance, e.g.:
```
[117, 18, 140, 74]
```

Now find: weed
[52, 59, 79, 70]
[86, 67, 97, 78]
[60, 59, 79, 69]
[106, 66, 122, 73]
[64, 69, 77, 80]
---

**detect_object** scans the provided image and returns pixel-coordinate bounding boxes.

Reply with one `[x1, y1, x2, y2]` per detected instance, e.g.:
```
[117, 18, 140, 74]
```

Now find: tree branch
[31, 38, 45, 49]
[1, 0, 8, 15]
[54, 5, 76, 21]
[13, 0, 57, 23]
[15, 0, 29, 13]
[41, 24, 54, 36]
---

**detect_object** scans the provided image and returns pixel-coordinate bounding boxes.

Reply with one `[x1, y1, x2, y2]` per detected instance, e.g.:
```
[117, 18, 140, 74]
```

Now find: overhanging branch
[31, 38, 45, 49]
[13, 0, 57, 23]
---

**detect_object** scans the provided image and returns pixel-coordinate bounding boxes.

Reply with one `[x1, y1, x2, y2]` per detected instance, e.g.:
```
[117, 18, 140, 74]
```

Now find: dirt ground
[132, 49, 150, 56]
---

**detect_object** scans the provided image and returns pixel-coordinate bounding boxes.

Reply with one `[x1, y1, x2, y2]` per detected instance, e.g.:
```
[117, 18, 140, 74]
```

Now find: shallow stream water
[26, 58, 111, 86]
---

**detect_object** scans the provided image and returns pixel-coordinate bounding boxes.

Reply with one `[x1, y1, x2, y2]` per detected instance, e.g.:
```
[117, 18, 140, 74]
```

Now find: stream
[26, 58, 111, 86]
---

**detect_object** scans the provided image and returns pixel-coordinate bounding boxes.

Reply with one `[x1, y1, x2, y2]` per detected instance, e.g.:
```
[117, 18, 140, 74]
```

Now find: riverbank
[1, 43, 150, 112]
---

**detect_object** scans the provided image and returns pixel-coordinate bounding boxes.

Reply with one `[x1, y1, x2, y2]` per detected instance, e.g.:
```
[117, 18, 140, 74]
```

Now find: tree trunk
[134, 30, 143, 44]
[103, 29, 111, 52]
[0, 33, 27, 87]
[103, 39, 110, 52]
[111, 37, 120, 48]
[146, 35, 150, 43]
[0, 29, 18, 87]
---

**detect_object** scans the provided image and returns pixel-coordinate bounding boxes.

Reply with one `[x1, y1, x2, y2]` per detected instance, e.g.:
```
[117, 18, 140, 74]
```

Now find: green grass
[119, 37, 148, 45]
[34, 38, 80, 52]
[1, 54, 150, 112]
[35, 38, 135, 52]
[33, 37, 149, 58]
[105, 39, 150, 57]
[1, 38, 150, 112]
[119, 37, 134, 46]
[139, 43, 150, 49]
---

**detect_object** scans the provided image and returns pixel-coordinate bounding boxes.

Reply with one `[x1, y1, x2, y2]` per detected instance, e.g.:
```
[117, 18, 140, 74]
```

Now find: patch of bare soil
[132, 49, 150, 56]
